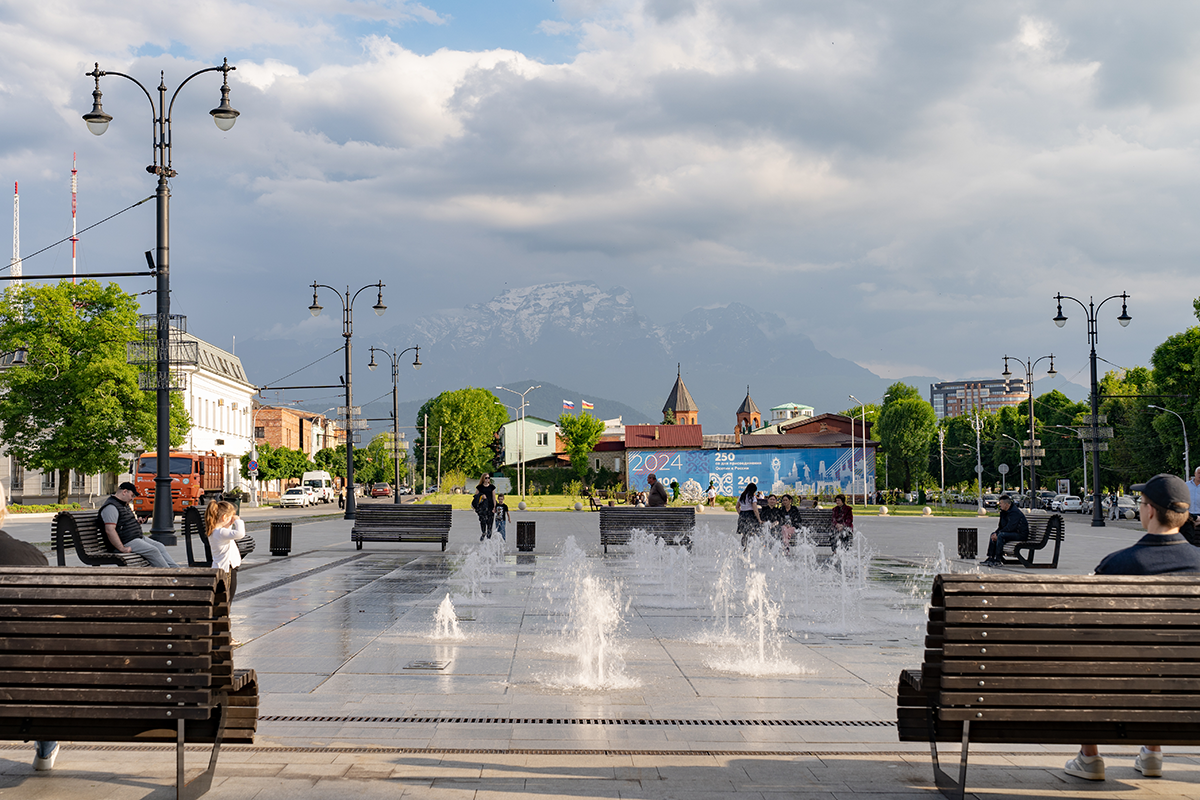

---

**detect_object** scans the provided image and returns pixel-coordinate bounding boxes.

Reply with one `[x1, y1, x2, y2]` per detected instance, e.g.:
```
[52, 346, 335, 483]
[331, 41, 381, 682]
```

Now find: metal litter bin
[270, 521, 293, 556]
[517, 520, 535, 552]
[957, 527, 978, 560]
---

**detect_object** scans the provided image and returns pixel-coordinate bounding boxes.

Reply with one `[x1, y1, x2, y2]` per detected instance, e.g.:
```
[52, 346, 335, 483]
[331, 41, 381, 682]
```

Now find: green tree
[877, 385, 937, 493]
[413, 387, 509, 479]
[662, 408, 676, 425]
[0, 280, 192, 504]
[557, 412, 605, 479]
[314, 445, 345, 479]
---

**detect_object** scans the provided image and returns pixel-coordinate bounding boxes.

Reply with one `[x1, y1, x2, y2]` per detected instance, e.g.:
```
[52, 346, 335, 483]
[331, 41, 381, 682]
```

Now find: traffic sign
[247, 460, 258, 472]
[998, 464, 1009, 475]
[337, 406, 361, 416]
[1084, 442, 1109, 452]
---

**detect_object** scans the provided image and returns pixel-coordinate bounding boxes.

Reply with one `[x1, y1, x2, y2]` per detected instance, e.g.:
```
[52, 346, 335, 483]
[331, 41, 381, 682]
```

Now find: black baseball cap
[1131, 474, 1190, 512]
[118, 481, 140, 496]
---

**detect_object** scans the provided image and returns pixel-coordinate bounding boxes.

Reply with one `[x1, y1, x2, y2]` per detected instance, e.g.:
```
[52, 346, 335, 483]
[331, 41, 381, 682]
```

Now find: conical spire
[737, 385, 759, 415]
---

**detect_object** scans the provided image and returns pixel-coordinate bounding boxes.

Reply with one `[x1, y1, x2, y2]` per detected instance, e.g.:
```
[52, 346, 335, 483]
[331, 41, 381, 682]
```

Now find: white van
[301, 471, 335, 504]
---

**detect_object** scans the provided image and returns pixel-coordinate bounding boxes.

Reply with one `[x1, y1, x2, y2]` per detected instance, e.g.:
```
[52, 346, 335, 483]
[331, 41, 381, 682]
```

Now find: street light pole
[1000, 433, 1025, 497]
[369, 345, 421, 504]
[309, 282, 386, 519]
[1002, 354, 1056, 505]
[83, 60, 240, 544]
[496, 385, 540, 498]
[1149, 404, 1189, 478]
[1053, 292, 1131, 527]
[849, 395, 869, 504]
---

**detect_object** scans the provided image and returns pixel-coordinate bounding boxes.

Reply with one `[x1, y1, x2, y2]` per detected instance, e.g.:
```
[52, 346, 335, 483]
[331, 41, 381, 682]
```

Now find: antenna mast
[10, 182, 19, 286]
[71, 154, 78, 282]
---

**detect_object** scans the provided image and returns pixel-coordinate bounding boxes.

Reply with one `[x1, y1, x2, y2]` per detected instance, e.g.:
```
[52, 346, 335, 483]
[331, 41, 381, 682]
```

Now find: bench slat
[0, 672, 211, 687]
[0, 621, 213, 636]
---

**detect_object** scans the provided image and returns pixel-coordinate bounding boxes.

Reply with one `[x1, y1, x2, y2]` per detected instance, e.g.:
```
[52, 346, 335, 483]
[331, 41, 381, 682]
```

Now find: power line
[1, 195, 153, 271]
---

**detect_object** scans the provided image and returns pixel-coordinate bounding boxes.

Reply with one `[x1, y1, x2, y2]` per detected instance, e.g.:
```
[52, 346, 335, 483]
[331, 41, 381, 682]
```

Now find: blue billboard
[627, 447, 875, 499]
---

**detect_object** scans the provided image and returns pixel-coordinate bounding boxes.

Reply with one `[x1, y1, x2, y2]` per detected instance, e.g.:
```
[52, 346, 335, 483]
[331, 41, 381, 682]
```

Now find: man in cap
[1064, 473, 1200, 782]
[100, 482, 178, 568]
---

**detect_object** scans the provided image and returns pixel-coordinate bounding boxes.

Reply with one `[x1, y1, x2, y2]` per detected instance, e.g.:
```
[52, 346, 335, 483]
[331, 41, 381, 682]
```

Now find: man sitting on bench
[1065, 473, 1200, 782]
[101, 482, 178, 568]
[980, 493, 1027, 567]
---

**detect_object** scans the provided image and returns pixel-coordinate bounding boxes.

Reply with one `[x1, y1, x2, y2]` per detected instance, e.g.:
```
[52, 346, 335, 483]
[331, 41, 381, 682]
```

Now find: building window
[536, 432, 549, 446]
[254, 426, 265, 439]
[42, 471, 55, 489]
[72, 471, 85, 491]
[10, 457, 22, 490]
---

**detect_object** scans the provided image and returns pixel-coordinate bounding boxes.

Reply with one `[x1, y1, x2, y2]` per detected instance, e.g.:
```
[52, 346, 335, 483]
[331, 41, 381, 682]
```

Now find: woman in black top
[472, 474, 496, 540]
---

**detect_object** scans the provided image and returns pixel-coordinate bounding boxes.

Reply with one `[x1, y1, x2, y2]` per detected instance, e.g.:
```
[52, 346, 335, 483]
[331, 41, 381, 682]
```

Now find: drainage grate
[403, 660, 450, 670]
[259, 715, 895, 727]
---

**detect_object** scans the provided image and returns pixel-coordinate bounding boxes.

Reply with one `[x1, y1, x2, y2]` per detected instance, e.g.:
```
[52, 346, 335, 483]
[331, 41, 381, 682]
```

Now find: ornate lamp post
[1053, 292, 1131, 527]
[309, 282, 386, 519]
[368, 345, 421, 504]
[1001, 354, 1056, 506]
[83, 60, 240, 544]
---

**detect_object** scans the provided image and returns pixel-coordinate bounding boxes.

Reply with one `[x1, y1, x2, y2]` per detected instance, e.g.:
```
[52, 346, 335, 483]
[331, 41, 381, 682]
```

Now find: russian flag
[563, 400, 575, 410]
[581, 400, 594, 410]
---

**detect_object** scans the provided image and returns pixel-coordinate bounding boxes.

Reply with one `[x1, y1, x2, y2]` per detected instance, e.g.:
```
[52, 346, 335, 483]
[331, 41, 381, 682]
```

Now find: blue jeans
[127, 536, 179, 568]
[495, 518, 506, 540]
[987, 531, 1025, 561]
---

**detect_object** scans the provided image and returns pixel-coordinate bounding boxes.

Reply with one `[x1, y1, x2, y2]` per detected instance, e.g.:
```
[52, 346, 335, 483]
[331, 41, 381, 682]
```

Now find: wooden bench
[598, 507, 695, 553]
[792, 508, 853, 552]
[350, 503, 452, 551]
[896, 573, 1200, 800]
[997, 513, 1064, 568]
[0, 566, 258, 799]
[52, 510, 151, 567]
[180, 507, 257, 568]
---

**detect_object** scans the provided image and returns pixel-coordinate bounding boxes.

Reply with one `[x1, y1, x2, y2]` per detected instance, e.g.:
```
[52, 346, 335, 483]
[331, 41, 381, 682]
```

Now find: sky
[2, 1, 1200, 412]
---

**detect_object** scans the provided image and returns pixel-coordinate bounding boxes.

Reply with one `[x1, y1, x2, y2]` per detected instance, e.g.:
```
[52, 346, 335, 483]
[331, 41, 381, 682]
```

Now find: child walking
[494, 494, 510, 541]
[205, 500, 247, 601]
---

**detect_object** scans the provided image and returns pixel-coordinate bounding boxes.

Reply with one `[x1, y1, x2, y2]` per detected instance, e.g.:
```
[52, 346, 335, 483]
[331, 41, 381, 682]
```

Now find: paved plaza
[1, 504, 1198, 798]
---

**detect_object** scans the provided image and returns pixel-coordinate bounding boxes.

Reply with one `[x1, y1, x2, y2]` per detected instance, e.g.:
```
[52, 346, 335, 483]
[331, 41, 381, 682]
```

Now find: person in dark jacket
[100, 482, 178, 567]
[981, 494, 1029, 566]
[646, 474, 669, 507]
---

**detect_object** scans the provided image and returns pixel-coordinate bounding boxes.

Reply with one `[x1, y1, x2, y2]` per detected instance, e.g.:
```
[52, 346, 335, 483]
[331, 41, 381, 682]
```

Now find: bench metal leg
[177, 703, 227, 800]
[928, 711, 969, 800]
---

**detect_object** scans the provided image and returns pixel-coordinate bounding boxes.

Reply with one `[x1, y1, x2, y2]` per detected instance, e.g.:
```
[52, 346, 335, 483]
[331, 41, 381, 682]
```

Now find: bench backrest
[0, 566, 236, 742]
[1022, 513, 1062, 546]
[794, 509, 835, 532]
[927, 573, 1200, 731]
[52, 510, 147, 567]
[352, 504, 452, 526]
[599, 507, 696, 531]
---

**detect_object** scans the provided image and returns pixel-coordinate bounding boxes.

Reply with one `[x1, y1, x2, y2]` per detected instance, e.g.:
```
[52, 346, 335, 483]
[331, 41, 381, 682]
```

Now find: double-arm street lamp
[368, 345, 421, 504]
[496, 384, 540, 498]
[1001, 354, 1056, 504]
[83, 60, 240, 544]
[1148, 404, 1189, 478]
[1053, 292, 1131, 527]
[309, 282, 386, 519]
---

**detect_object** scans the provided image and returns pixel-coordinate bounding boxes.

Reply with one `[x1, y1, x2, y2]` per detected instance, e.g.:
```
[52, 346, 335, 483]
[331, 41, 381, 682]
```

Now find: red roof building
[624, 424, 703, 449]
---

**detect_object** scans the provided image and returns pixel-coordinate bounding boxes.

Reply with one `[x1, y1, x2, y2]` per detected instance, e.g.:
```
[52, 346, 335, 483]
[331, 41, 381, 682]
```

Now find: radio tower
[71, 154, 78, 282]
[10, 182, 20, 286]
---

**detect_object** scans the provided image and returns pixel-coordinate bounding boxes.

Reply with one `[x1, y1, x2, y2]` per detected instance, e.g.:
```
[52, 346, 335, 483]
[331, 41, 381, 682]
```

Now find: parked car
[370, 483, 392, 498]
[1113, 495, 1140, 520]
[279, 487, 310, 508]
[982, 493, 999, 509]
[1082, 495, 1112, 515]
[1058, 495, 1083, 513]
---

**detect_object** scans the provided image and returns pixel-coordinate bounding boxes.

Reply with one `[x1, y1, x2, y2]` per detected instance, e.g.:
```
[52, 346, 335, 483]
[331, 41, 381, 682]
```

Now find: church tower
[662, 364, 699, 425]
[734, 386, 760, 443]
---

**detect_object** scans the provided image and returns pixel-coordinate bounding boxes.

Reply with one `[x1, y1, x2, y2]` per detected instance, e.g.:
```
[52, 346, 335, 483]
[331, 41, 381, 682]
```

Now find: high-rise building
[930, 378, 1028, 420]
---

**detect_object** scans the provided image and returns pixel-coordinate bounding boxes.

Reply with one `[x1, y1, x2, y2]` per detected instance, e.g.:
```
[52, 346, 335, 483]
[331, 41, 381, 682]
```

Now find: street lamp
[1148, 404, 1189, 478]
[309, 281, 386, 519]
[1001, 354, 1056, 505]
[83, 60, 240, 544]
[368, 345, 421, 504]
[1053, 291, 1131, 527]
[496, 384, 540, 498]
[848, 395, 870, 504]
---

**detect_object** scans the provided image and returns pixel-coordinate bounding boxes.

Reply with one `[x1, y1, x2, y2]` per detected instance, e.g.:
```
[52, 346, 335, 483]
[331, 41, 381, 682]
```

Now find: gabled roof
[737, 387, 760, 415]
[625, 424, 703, 449]
[662, 365, 698, 414]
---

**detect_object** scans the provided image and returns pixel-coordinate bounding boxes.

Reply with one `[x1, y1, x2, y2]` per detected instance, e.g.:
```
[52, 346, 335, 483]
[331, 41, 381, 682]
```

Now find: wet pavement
[1, 505, 1198, 798]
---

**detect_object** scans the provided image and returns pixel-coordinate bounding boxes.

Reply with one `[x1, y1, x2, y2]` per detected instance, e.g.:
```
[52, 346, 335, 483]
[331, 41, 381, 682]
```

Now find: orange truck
[132, 451, 226, 521]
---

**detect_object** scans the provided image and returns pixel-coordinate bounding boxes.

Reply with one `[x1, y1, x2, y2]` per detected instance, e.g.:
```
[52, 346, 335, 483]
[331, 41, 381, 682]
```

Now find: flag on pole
[563, 400, 575, 410]
[581, 400, 594, 410]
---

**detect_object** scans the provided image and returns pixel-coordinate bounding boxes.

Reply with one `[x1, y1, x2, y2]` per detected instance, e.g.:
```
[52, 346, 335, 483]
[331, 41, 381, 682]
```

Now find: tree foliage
[557, 412, 605, 478]
[0, 280, 190, 503]
[239, 442, 313, 483]
[413, 387, 509, 480]
[877, 383, 936, 492]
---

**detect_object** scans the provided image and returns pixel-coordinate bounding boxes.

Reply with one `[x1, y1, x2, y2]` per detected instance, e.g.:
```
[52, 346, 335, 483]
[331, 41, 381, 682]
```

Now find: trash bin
[270, 521, 293, 556]
[957, 527, 978, 560]
[517, 520, 535, 552]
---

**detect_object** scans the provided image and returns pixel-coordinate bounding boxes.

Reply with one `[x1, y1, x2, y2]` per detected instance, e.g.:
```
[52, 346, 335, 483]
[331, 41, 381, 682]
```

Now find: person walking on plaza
[1064, 473, 1200, 782]
[980, 494, 1027, 566]
[646, 473, 669, 507]
[736, 482, 762, 548]
[472, 474, 496, 539]
[205, 500, 246, 601]
[494, 494, 510, 541]
[1188, 467, 1200, 523]
[101, 482, 178, 567]
[707, 480, 717, 506]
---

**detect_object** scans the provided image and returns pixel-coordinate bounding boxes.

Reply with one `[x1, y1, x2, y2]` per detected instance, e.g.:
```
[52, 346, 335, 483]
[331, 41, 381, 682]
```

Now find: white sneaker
[1135, 747, 1162, 777]
[1064, 752, 1105, 781]
[33, 743, 58, 771]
